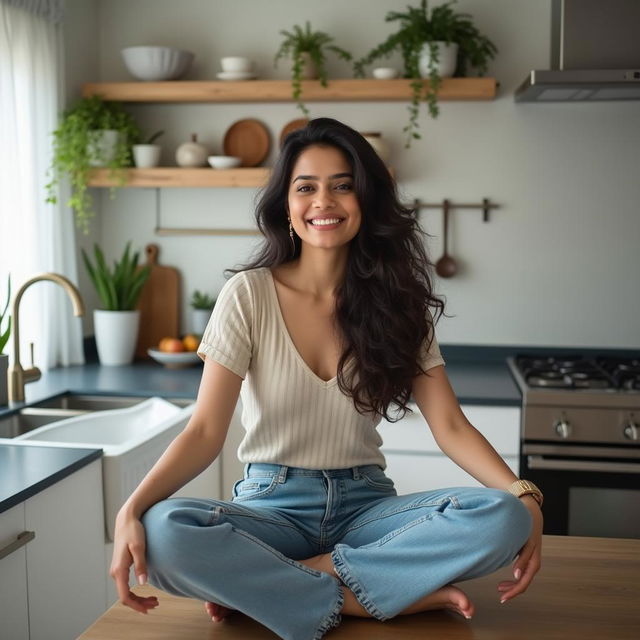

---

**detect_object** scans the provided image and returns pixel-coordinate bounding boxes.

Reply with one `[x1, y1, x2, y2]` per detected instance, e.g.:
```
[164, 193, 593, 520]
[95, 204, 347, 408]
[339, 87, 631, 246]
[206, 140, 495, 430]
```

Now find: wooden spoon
[435, 199, 458, 278]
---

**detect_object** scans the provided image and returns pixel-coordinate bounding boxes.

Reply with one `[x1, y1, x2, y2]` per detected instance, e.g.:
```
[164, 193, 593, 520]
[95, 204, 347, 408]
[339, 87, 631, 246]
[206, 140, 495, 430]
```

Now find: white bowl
[121, 46, 194, 81]
[221, 56, 253, 73]
[372, 67, 400, 80]
[207, 155, 242, 169]
[148, 348, 201, 369]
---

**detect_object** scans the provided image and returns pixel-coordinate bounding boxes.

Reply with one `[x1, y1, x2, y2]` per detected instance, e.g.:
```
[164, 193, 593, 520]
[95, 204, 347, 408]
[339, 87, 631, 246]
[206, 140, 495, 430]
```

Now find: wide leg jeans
[142, 463, 532, 640]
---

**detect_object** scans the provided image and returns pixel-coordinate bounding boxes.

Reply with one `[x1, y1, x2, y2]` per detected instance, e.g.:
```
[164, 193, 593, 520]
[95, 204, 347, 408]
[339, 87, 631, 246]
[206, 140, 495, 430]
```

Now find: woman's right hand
[109, 512, 159, 614]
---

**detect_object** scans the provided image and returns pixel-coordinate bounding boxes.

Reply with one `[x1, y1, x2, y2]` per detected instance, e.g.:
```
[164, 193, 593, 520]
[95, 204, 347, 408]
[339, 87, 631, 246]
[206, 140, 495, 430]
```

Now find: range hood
[515, 0, 640, 103]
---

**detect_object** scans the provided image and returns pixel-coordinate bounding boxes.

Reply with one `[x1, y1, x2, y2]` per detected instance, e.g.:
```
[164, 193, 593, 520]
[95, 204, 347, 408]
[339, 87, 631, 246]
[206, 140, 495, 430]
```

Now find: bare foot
[299, 553, 474, 620]
[204, 601, 235, 622]
[401, 584, 475, 619]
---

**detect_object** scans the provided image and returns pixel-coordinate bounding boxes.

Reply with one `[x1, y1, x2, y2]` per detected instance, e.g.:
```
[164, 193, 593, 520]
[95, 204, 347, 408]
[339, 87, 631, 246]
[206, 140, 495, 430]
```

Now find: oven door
[521, 443, 640, 539]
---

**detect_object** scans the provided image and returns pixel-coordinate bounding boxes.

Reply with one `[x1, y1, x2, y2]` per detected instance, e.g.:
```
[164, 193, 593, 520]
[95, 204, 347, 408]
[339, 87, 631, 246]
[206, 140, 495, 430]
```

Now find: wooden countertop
[80, 535, 639, 640]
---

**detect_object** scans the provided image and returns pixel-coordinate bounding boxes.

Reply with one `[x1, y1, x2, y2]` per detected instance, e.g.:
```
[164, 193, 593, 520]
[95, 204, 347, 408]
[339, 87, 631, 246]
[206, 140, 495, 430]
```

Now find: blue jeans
[142, 463, 531, 640]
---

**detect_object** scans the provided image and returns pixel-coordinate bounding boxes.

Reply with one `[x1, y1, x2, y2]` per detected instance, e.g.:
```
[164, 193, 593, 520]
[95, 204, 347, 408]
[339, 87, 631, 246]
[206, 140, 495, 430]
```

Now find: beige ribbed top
[197, 267, 445, 469]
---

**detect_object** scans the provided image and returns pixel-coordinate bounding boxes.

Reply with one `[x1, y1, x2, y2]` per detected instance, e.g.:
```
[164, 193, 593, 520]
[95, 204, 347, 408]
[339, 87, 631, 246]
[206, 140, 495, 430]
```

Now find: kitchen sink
[4, 393, 195, 541]
[0, 407, 85, 438]
[30, 392, 193, 412]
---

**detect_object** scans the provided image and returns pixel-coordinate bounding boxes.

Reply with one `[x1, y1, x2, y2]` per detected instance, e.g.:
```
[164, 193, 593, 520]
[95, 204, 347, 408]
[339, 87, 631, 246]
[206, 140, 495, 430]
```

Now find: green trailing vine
[274, 21, 352, 116]
[46, 95, 141, 234]
[354, 0, 497, 146]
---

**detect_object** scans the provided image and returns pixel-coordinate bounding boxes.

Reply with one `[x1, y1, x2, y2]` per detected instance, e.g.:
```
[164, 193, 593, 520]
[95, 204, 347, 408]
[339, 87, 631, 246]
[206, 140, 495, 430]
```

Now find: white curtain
[0, 0, 84, 371]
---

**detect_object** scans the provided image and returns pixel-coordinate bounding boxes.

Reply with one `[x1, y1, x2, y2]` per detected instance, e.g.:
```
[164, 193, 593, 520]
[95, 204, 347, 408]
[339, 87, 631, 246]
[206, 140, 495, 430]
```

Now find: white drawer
[378, 404, 520, 456]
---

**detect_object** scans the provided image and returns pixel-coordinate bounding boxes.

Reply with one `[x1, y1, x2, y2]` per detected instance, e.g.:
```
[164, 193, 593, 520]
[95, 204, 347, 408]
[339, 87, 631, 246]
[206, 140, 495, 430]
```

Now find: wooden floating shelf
[82, 78, 496, 103]
[88, 167, 270, 188]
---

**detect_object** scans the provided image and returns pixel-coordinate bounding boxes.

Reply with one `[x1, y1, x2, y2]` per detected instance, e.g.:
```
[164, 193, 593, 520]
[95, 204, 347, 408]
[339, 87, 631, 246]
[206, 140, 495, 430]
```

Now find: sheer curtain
[0, 0, 84, 371]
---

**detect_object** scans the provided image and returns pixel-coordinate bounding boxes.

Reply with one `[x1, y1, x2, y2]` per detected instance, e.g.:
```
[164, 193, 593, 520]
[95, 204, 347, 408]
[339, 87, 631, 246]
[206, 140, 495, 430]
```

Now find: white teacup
[221, 57, 253, 73]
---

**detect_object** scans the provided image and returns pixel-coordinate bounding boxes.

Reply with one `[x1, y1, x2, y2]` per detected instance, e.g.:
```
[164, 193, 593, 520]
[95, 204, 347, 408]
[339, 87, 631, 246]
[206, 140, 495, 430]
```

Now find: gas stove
[508, 352, 640, 538]
[508, 354, 640, 411]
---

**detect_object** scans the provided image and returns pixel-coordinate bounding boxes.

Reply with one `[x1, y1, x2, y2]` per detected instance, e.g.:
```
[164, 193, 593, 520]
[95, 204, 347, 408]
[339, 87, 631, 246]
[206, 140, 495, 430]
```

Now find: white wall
[64, 0, 640, 348]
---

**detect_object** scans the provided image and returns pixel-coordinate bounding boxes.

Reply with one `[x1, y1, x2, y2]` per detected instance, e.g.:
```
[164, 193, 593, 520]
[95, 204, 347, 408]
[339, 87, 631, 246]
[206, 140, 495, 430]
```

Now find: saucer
[216, 71, 257, 81]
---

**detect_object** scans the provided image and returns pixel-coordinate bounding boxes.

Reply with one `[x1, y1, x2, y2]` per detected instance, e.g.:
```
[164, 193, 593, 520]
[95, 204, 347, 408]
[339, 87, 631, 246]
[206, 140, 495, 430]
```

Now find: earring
[288, 216, 295, 253]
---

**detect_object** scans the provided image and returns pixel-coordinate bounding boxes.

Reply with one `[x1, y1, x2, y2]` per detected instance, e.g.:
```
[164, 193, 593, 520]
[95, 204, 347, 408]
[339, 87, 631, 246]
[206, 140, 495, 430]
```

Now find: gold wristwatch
[507, 479, 543, 507]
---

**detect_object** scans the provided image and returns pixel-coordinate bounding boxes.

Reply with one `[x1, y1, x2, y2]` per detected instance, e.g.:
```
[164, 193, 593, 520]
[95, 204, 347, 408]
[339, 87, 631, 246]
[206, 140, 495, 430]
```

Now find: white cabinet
[379, 404, 520, 494]
[0, 503, 30, 640]
[0, 459, 107, 640]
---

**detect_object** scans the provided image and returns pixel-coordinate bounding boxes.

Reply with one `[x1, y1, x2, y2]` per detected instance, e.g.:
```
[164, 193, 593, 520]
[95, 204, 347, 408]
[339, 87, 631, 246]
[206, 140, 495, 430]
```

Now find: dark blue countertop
[0, 445, 102, 513]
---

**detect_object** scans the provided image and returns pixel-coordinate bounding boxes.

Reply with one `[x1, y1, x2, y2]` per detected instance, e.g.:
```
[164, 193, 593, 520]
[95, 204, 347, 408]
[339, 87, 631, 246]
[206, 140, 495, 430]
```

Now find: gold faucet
[8, 273, 85, 404]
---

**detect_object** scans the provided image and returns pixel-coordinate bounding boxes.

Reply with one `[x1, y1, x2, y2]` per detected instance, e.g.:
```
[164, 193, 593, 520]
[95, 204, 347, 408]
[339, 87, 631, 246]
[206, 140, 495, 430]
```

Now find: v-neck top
[198, 267, 445, 469]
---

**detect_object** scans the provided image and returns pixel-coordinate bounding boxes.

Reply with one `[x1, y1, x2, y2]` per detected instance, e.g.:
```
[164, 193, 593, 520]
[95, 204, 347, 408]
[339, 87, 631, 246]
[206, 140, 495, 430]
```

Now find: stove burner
[515, 354, 629, 391]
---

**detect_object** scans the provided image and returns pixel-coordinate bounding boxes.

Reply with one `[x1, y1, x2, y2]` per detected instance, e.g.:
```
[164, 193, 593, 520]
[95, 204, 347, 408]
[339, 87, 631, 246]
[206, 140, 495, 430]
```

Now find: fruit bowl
[148, 348, 201, 369]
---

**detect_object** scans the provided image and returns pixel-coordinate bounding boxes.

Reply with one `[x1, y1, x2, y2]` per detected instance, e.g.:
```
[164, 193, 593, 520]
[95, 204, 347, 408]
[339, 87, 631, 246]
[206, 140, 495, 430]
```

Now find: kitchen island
[78, 534, 639, 640]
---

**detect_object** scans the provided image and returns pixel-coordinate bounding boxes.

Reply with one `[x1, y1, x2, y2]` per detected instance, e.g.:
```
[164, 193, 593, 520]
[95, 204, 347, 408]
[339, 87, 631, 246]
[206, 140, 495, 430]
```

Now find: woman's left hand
[497, 496, 543, 603]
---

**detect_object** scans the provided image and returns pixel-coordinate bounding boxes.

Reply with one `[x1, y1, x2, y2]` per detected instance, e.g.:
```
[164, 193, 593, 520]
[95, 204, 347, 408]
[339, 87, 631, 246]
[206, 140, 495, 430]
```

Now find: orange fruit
[182, 334, 199, 352]
[159, 337, 185, 353]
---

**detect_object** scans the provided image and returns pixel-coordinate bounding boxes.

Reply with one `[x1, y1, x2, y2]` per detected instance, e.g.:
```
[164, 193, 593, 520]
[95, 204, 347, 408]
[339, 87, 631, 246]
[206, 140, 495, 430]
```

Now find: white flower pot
[0, 354, 7, 406]
[419, 41, 459, 79]
[88, 129, 120, 167]
[192, 309, 211, 335]
[133, 144, 162, 168]
[299, 51, 318, 80]
[94, 310, 140, 366]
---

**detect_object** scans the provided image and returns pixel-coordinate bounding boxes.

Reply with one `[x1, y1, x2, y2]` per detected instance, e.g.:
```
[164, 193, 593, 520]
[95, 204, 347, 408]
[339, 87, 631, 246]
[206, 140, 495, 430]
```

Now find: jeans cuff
[331, 546, 390, 621]
[313, 579, 344, 640]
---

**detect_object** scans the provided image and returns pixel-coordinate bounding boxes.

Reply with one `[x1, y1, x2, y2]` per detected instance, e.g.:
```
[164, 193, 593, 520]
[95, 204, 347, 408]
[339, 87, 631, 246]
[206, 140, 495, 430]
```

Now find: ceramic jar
[361, 132, 391, 165]
[175, 133, 208, 167]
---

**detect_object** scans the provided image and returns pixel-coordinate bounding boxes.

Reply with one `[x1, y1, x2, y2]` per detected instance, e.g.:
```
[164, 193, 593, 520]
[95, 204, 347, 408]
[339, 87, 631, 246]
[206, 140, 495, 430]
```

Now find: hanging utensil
[435, 199, 458, 278]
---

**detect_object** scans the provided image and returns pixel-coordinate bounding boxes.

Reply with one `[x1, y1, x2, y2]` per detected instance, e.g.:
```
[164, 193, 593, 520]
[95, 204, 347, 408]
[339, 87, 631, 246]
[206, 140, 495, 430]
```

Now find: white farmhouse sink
[15, 397, 195, 540]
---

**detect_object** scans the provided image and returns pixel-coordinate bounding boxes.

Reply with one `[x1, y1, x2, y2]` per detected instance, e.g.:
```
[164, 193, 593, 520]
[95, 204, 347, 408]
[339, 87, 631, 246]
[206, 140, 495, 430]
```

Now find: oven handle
[527, 455, 640, 474]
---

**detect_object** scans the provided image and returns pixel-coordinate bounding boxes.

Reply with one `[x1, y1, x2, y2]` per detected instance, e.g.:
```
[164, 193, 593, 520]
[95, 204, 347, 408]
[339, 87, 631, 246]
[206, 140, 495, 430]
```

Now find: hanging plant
[274, 21, 352, 116]
[46, 95, 141, 234]
[354, 0, 497, 146]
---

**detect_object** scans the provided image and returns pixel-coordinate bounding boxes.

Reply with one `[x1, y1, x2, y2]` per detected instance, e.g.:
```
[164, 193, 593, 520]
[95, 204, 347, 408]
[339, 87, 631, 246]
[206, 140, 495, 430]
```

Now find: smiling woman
[110, 119, 541, 640]
[0, 0, 84, 370]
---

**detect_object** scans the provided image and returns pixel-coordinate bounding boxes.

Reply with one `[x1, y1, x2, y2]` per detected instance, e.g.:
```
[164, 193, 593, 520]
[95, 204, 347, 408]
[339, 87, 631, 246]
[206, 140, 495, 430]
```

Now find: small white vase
[192, 309, 211, 335]
[419, 41, 459, 79]
[0, 354, 7, 406]
[87, 129, 120, 167]
[94, 309, 140, 366]
[133, 144, 162, 168]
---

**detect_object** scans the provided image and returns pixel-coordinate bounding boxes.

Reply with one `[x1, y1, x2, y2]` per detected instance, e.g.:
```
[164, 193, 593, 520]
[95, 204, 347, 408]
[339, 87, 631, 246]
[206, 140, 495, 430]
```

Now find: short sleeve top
[198, 268, 445, 469]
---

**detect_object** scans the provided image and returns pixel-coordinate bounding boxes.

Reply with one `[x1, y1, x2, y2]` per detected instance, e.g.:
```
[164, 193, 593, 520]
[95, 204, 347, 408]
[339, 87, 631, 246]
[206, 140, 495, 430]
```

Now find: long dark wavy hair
[228, 117, 445, 421]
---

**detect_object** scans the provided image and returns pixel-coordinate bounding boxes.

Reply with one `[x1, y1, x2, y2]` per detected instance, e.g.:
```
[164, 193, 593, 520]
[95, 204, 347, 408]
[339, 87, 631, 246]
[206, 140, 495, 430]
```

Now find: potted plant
[354, 0, 497, 146]
[0, 275, 11, 406]
[274, 21, 352, 116]
[46, 95, 141, 234]
[132, 129, 164, 168]
[190, 290, 216, 335]
[82, 242, 150, 366]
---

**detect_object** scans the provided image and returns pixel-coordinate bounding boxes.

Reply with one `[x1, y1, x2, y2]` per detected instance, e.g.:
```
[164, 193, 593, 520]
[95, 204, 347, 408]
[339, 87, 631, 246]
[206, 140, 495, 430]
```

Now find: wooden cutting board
[135, 244, 180, 359]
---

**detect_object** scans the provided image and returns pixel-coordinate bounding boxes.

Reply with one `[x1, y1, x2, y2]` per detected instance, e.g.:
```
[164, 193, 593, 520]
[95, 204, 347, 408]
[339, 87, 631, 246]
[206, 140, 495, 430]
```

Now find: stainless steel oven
[508, 354, 640, 539]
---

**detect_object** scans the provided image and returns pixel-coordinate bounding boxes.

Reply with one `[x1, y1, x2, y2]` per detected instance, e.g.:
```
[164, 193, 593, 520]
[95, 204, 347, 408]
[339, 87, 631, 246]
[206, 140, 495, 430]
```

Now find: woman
[110, 118, 543, 640]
